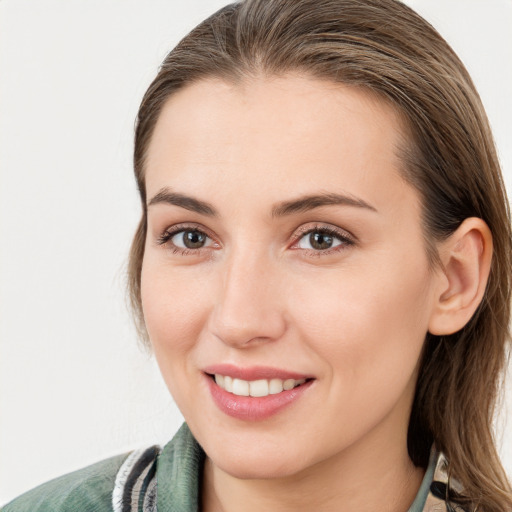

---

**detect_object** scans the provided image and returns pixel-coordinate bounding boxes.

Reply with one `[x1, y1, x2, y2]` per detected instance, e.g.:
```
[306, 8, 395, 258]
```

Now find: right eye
[157, 227, 216, 254]
[171, 229, 211, 249]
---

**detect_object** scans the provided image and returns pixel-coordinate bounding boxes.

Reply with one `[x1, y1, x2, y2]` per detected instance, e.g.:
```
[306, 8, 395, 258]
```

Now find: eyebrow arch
[147, 188, 217, 216]
[272, 192, 377, 217]
[147, 188, 376, 218]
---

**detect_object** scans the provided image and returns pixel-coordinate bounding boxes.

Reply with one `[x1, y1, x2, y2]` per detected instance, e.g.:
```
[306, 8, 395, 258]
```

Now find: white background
[1, 0, 511, 504]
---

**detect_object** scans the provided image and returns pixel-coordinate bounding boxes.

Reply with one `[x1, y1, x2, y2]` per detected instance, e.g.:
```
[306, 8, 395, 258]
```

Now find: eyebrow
[148, 188, 217, 216]
[271, 192, 377, 217]
[147, 188, 377, 217]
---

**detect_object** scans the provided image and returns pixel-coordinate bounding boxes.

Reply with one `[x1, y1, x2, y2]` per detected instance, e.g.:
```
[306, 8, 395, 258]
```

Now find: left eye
[296, 230, 347, 251]
[171, 229, 212, 249]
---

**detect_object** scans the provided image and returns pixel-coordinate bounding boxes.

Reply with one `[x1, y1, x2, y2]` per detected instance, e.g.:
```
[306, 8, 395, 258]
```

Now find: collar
[421, 448, 467, 512]
[157, 423, 205, 511]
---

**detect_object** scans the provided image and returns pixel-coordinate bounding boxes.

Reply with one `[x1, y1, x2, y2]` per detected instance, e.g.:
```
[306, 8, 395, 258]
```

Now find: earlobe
[428, 218, 493, 336]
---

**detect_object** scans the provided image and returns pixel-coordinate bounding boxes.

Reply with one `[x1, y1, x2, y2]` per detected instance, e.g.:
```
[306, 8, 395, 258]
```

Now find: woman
[3, 0, 511, 511]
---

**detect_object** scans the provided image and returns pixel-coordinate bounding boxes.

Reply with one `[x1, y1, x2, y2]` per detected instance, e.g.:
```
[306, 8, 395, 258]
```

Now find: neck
[201, 423, 425, 512]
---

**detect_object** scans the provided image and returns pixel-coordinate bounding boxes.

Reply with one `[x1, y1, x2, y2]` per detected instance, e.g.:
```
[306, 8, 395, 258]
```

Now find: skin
[140, 75, 491, 512]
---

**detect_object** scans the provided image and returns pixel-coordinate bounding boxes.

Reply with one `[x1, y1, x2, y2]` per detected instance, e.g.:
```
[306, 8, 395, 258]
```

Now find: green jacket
[1, 423, 459, 512]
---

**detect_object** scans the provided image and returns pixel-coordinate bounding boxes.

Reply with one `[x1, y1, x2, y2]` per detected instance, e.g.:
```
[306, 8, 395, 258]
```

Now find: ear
[428, 217, 493, 336]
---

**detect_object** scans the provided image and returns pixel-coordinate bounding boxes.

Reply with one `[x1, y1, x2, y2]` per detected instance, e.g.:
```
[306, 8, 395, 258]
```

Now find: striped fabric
[112, 446, 159, 512]
[422, 451, 469, 512]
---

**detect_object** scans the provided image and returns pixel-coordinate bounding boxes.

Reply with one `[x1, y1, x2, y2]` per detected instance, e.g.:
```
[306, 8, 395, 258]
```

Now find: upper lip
[203, 363, 313, 381]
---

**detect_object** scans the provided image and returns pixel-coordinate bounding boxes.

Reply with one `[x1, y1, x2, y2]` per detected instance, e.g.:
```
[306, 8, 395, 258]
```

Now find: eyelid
[293, 223, 355, 241]
[155, 221, 355, 255]
[289, 223, 356, 251]
[156, 222, 219, 249]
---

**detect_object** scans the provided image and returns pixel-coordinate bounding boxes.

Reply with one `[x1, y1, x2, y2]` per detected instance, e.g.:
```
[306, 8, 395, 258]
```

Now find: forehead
[145, 75, 415, 215]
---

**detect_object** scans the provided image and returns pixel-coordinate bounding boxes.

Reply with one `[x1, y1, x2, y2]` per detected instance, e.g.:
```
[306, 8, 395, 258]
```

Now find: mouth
[202, 365, 315, 421]
[207, 373, 312, 397]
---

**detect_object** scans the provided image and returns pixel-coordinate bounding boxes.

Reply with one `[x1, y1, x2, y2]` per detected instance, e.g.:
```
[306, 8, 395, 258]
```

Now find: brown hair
[128, 1, 512, 510]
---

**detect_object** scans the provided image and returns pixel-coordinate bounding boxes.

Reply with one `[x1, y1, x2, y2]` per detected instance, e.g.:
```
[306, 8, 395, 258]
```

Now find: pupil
[310, 232, 333, 250]
[184, 230, 206, 249]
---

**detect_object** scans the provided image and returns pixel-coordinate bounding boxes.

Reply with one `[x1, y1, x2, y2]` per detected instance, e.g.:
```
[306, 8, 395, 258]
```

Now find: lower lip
[205, 375, 314, 421]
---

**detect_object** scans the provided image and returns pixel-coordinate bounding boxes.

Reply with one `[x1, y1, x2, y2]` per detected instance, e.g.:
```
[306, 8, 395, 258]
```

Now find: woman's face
[141, 76, 441, 479]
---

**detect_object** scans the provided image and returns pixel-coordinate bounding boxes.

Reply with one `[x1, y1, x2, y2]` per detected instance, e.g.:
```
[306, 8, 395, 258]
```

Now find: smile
[203, 366, 315, 421]
[213, 374, 307, 397]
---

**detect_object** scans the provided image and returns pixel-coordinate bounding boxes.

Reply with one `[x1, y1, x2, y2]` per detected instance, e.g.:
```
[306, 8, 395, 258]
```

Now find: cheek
[289, 257, 433, 389]
[141, 258, 212, 355]
[140, 258, 217, 416]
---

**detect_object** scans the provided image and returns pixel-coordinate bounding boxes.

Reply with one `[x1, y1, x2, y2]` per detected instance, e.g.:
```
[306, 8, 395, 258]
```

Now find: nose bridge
[210, 244, 286, 347]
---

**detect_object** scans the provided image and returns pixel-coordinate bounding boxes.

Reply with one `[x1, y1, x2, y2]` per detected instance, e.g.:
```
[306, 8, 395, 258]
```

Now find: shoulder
[2, 446, 160, 512]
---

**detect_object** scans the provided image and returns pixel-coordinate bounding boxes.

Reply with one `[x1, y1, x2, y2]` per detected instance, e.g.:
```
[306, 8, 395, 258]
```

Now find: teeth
[232, 378, 249, 396]
[269, 378, 283, 394]
[224, 375, 233, 393]
[214, 375, 307, 397]
[249, 379, 268, 397]
[283, 379, 295, 391]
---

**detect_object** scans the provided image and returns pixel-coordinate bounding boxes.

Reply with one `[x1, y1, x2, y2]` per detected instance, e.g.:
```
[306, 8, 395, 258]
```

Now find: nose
[209, 252, 287, 348]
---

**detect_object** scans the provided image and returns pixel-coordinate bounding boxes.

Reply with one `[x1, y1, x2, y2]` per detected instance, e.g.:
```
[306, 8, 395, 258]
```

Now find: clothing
[2, 423, 457, 512]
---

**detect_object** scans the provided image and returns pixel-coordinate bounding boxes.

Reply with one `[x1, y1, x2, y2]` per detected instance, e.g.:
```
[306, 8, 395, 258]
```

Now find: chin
[207, 442, 308, 480]
[217, 460, 301, 480]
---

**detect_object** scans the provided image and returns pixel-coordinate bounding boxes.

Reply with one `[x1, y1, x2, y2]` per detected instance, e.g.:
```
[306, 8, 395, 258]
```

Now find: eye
[294, 226, 354, 252]
[157, 226, 216, 253]
[172, 229, 211, 249]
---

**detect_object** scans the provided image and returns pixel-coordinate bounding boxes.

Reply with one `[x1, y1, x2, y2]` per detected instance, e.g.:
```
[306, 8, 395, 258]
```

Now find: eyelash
[291, 224, 355, 256]
[156, 223, 355, 257]
[156, 223, 216, 256]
